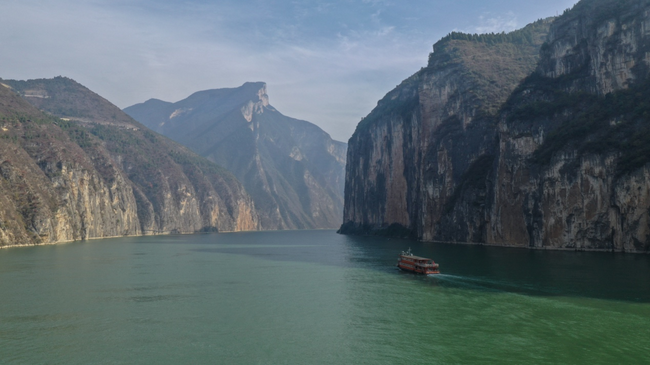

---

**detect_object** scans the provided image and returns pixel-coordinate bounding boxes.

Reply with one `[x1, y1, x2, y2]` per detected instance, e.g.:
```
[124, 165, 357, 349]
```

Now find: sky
[1, 0, 579, 142]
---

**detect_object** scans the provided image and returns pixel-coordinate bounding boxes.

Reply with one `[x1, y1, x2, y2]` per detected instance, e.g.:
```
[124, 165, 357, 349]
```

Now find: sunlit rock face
[125, 82, 347, 230]
[341, 0, 650, 252]
[0, 78, 259, 248]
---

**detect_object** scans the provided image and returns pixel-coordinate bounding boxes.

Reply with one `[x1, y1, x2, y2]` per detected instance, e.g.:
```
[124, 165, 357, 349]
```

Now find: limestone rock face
[538, 0, 650, 94]
[341, 19, 552, 241]
[0, 130, 140, 246]
[0, 78, 259, 248]
[485, 0, 650, 252]
[341, 0, 650, 252]
[125, 82, 346, 230]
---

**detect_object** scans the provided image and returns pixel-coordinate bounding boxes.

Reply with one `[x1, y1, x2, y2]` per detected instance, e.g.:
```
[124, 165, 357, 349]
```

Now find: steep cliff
[125, 83, 346, 230]
[342, 0, 650, 252]
[0, 78, 258, 248]
[489, 0, 650, 251]
[341, 19, 552, 240]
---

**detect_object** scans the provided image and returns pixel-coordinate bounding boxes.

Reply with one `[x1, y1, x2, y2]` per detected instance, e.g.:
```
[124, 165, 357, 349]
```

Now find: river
[1, 230, 649, 364]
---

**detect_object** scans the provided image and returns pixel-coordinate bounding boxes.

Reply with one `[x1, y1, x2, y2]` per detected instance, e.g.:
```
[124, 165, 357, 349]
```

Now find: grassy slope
[2, 77, 137, 127]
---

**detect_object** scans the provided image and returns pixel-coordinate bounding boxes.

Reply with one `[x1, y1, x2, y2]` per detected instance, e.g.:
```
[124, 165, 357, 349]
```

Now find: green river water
[1, 230, 650, 364]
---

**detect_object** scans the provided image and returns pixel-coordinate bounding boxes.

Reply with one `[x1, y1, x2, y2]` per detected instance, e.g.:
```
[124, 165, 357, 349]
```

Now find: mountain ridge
[125, 82, 347, 230]
[0, 77, 259, 247]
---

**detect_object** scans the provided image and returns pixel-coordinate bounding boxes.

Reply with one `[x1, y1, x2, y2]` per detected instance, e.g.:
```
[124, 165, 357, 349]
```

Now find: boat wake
[429, 273, 545, 295]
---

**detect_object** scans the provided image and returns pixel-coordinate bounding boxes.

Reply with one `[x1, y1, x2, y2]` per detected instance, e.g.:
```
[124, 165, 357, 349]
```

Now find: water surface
[1, 230, 649, 364]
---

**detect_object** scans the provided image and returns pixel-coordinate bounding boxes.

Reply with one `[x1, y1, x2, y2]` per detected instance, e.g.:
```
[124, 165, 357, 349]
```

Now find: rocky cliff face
[125, 83, 346, 230]
[537, 0, 650, 94]
[489, 0, 650, 251]
[0, 78, 258, 248]
[342, 0, 650, 252]
[341, 19, 552, 240]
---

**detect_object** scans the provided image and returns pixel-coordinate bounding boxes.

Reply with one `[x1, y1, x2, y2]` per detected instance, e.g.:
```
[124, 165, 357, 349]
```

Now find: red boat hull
[397, 252, 440, 275]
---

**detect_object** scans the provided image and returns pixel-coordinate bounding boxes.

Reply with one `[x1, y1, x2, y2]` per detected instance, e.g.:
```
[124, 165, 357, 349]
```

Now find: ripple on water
[0, 231, 649, 364]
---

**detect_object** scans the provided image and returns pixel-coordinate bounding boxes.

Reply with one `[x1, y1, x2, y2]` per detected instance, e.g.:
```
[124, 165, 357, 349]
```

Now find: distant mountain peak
[125, 82, 347, 230]
[228, 82, 270, 107]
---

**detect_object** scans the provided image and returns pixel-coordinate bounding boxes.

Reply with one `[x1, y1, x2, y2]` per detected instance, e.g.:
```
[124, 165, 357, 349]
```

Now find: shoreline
[0, 227, 341, 250]
[338, 232, 650, 254]
[426, 240, 650, 254]
[7, 230, 643, 254]
[0, 230, 233, 250]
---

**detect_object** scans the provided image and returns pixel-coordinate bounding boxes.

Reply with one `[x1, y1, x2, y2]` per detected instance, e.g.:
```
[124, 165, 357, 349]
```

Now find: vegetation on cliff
[3, 77, 136, 127]
[354, 18, 553, 136]
[0, 78, 258, 247]
[506, 74, 650, 177]
[343, 0, 650, 252]
[433, 18, 553, 51]
[343, 17, 552, 240]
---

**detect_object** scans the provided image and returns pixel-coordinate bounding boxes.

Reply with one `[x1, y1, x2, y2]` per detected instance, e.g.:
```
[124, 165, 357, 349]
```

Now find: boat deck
[400, 255, 432, 261]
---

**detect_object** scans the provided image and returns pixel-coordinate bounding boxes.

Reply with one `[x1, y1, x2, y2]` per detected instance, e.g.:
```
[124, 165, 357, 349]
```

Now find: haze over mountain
[0, 77, 258, 247]
[125, 83, 347, 230]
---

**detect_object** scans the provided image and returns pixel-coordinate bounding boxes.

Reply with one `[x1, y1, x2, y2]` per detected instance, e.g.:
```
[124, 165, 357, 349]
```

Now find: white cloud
[2, 0, 426, 141]
[0, 0, 581, 141]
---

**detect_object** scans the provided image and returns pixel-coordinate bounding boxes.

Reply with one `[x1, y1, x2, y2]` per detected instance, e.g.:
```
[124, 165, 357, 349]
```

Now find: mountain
[125, 83, 347, 230]
[0, 77, 258, 247]
[340, 19, 553, 240]
[485, 0, 650, 251]
[341, 0, 650, 252]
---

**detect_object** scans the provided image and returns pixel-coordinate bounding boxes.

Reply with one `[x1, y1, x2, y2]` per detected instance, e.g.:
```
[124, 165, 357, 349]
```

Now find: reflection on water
[0, 230, 649, 363]
[193, 231, 650, 302]
[342, 234, 650, 302]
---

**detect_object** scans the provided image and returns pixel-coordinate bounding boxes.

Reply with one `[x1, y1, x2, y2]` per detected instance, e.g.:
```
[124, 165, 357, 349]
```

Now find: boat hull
[397, 250, 440, 274]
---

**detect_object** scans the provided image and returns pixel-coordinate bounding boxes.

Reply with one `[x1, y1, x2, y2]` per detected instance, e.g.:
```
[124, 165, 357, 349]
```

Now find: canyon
[0, 78, 258, 247]
[125, 83, 346, 230]
[341, 0, 650, 252]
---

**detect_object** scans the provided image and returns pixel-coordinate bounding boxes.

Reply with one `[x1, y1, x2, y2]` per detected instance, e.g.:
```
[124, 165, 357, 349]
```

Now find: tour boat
[397, 248, 440, 275]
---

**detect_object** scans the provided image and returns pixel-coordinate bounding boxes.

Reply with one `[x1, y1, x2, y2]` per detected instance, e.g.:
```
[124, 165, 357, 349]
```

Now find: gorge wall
[0, 78, 258, 248]
[341, 19, 553, 240]
[125, 83, 347, 230]
[489, 0, 650, 251]
[341, 0, 650, 252]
